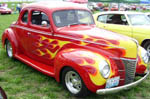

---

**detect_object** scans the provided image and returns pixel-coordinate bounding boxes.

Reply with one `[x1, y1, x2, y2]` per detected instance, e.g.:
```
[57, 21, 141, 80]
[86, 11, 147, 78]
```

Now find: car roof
[98, 11, 144, 15]
[24, 1, 87, 10]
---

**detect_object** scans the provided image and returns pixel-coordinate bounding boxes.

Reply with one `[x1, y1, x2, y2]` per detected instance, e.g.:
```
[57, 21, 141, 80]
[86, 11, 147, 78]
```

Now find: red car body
[1, 1, 149, 97]
[0, 7, 12, 14]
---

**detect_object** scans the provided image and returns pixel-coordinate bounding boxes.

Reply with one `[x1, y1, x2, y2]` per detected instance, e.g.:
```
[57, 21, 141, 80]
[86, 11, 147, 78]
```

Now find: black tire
[143, 41, 150, 55]
[62, 67, 90, 97]
[0, 87, 7, 99]
[5, 40, 13, 58]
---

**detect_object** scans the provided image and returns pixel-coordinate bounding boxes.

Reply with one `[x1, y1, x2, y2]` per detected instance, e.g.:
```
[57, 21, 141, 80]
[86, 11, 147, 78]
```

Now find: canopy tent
[89, 0, 150, 3]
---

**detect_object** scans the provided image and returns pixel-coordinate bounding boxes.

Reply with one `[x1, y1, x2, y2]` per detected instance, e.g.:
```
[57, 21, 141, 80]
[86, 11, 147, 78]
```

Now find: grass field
[0, 13, 150, 99]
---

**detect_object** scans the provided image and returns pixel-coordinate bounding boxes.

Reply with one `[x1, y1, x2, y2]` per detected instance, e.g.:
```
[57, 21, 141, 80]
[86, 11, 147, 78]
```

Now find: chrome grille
[121, 58, 137, 84]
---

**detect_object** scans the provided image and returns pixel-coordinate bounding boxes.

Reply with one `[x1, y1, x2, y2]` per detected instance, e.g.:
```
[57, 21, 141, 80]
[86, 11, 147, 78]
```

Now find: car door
[97, 14, 132, 37]
[27, 10, 54, 65]
[127, 14, 150, 45]
[96, 14, 108, 29]
[15, 9, 30, 56]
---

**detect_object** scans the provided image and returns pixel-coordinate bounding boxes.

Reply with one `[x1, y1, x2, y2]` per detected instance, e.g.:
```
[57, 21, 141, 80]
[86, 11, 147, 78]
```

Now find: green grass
[0, 13, 150, 99]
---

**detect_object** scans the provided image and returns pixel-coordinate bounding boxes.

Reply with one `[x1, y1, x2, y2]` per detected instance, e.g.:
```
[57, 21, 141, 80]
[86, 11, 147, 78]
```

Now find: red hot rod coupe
[1, 1, 149, 97]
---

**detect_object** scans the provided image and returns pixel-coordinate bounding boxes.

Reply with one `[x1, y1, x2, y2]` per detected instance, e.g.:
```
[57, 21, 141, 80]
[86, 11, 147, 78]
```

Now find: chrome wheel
[6, 41, 13, 58]
[146, 44, 150, 56]
[65, 71, 82, 94]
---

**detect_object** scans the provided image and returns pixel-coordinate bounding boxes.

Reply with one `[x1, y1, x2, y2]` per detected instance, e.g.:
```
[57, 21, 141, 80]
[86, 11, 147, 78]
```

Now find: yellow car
[93, 11, 150, 54]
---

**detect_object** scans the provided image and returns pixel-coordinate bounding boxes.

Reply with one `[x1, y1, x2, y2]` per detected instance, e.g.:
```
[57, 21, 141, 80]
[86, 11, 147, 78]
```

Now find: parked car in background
[2, 2, 149, 97]
[0, 7, 12, 14]
[103, 6, 118, 11]
[146, 13, 150, 18]
[88, 2, 99, 11]
[94, 11, 150, 55]
[144, 5, 150, 10]
[131, 5, 137, 10]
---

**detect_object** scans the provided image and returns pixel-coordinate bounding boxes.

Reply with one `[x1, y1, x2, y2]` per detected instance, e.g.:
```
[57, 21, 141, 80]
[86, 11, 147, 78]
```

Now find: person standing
[16, 3, 21, 13]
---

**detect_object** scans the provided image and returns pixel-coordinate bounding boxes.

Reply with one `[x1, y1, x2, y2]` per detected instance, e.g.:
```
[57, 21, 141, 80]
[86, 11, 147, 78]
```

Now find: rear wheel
[62, 67, 90, 97]
[5, 40, 13, 58]
[143, 41, 150, 55]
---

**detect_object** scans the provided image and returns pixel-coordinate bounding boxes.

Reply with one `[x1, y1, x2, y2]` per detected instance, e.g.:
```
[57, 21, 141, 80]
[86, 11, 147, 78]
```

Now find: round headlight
[99, 60, 110, 79]
[141, 47, 149, 64]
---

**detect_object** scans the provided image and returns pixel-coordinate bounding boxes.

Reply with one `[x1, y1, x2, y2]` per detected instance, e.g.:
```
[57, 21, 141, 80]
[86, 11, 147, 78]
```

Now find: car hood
[57, 25, 138, 58]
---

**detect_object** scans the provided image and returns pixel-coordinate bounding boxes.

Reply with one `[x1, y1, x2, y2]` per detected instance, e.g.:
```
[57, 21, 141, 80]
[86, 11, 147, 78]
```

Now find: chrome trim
[96, 71, 149, 95]
[54, 34, 126, 49]
[12, 25, 52, 35]
[118, 70, 125, 72]
[121, 58, 137, 84]
[131, 38, 139, 47]
[111, 57, 137, 61]
[120, 58, 137, 61]
[12, 25, 126, 50]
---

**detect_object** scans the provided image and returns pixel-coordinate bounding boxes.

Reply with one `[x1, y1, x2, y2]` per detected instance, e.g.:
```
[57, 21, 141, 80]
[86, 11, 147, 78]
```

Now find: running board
[15, 54, 55, 77]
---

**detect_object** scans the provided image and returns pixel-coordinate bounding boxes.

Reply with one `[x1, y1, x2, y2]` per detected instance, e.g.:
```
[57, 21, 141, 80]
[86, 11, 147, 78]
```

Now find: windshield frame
[52, 9, 95, 27]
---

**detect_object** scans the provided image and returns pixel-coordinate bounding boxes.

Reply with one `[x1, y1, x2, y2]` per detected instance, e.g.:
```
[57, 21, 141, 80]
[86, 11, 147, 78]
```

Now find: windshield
[53, 10, 94, 27]
[128, 14, 150, 26]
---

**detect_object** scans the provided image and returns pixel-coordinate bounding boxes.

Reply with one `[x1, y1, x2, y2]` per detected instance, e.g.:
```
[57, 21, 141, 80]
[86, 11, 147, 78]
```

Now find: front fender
[54, 48, 119, 92]
[2, 28, 18, 55]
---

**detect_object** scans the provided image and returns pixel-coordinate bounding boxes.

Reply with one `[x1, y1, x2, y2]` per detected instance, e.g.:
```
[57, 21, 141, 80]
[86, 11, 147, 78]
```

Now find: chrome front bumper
[96, 71, 149, 95]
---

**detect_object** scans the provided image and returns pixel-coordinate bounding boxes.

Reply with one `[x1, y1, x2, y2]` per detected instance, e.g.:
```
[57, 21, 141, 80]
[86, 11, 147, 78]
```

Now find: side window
[107, 14, 113, 24]
[97, 15, 107, 23]
[31, 10, 50, 27]
[121, 15, 128, 25]
[22, 11, 28, 23]
[106, 14, 128, 25]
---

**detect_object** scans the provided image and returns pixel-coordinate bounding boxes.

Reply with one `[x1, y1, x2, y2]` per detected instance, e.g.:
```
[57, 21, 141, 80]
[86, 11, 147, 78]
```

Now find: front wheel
[5, 40, 13, 58]
[62, 67, 90, 97]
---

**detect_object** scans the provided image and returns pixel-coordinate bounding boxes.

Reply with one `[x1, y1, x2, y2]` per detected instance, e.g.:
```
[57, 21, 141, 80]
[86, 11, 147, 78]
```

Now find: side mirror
[41, 21, 48, 27]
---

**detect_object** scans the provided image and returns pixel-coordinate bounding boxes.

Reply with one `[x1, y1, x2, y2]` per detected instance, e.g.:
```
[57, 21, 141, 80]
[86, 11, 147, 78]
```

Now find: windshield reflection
[53, 10, 94, 27]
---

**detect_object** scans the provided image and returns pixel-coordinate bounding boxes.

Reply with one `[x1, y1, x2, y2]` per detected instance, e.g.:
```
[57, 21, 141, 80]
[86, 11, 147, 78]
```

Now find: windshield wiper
[68, 22, 90, 27]
[68, 23, 79, 27]
[79, 22, 89, 25]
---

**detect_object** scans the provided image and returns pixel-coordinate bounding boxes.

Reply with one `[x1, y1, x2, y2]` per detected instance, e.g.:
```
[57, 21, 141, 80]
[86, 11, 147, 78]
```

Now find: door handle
[27, 32, 31, 35]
